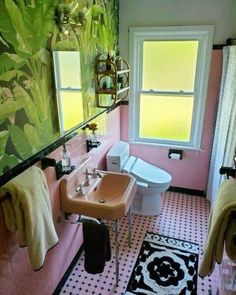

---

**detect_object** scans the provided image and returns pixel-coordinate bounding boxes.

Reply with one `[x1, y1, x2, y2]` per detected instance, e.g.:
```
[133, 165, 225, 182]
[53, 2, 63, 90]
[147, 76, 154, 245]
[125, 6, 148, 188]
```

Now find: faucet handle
[83, 168, 90, 186]
[76, 184, 84, 196]
[93, 167, 103, 178]
[91, 167, 98, 178]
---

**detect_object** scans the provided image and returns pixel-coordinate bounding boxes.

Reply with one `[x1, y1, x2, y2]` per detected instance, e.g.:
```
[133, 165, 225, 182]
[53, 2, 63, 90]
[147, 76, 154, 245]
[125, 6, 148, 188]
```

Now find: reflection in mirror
[53, 51, 83, 134]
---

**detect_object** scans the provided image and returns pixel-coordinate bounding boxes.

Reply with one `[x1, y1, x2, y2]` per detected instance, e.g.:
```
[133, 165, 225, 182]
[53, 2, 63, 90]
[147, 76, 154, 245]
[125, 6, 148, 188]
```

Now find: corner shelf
[95, 54, 130, 108]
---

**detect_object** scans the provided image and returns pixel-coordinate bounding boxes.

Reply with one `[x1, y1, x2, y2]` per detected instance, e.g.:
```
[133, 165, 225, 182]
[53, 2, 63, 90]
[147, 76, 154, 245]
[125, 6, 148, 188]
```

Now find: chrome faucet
[90, 167, 103, 179]
[83, 168, 102, 187]
[76, 184, 84, 196]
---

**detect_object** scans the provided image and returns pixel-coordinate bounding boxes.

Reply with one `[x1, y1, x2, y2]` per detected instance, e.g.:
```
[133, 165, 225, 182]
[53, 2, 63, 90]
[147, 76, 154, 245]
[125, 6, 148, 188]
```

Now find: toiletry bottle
[61, 144, 71, 172]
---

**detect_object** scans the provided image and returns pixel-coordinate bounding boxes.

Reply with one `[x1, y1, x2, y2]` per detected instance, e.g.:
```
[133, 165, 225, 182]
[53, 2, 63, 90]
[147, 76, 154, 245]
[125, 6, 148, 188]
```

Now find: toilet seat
[124, 156, 172, 187]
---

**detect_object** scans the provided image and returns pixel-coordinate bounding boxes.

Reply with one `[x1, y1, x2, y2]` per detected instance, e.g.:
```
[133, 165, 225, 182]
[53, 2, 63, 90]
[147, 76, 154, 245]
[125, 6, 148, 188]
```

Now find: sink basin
[60, 162, 137, 220]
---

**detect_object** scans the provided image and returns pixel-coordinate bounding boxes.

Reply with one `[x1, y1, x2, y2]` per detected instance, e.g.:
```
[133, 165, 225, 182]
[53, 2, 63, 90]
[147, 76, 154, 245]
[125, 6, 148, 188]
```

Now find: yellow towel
[199, 179, 236, 277]
[0, 166, 58, 270]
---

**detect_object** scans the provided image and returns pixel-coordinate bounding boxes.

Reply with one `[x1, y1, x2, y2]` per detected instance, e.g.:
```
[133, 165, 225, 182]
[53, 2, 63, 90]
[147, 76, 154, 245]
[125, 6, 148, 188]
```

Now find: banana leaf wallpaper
[0, 0, 119, 176]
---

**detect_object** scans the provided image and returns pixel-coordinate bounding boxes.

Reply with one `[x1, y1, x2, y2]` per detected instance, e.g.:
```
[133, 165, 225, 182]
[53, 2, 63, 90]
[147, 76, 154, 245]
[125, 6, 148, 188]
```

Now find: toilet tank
[106, 141, 130, 172]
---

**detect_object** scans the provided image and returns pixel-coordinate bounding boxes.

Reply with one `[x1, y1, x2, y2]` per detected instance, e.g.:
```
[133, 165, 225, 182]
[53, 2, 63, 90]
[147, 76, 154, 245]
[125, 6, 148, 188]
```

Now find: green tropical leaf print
[0, 130, 9, 160]
[4, 0, 33, 55]
[8, 125, 33, 160]
[24, 123, 42, 152]
[0, 35, 9, 48]
[0, 69, 27, 82]
[12, 81, 41, 127]
[0, 0, 119, 175]
[0, 53, 25, 74]
[0, 154, 21, 174]
[0, 101, 22, 124]
[0, 1, 20, 52]
[37, 118, 56, 145]
[98, 0, 118, 55]
[21, 0, 58, 52]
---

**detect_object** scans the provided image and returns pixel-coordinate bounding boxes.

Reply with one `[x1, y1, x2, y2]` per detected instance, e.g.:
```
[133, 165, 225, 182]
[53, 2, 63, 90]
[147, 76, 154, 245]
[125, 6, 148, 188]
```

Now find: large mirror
[0, 0, 119, 184]
[53, 51, 84, 134]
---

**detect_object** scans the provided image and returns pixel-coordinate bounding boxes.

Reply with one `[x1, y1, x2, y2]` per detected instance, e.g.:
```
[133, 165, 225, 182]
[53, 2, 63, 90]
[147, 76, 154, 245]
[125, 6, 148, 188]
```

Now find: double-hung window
[129, 26, 214, 148]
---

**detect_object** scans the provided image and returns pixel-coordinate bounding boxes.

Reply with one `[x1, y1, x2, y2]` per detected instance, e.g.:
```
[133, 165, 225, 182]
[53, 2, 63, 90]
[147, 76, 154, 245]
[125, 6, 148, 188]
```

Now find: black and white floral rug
[125, 232, 199, 295]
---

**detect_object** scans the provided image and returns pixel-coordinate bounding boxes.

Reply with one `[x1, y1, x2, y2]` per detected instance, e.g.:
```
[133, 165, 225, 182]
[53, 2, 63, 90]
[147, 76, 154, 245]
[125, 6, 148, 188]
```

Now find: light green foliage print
[0, 0, 59, 174]
[0, 0, 118, 175]
[52, 0, 118, 119]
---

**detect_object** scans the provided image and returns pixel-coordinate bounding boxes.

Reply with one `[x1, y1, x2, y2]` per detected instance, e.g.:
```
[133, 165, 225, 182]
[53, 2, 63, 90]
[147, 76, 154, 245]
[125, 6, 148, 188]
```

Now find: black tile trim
[106, 99, 129, 113]
[168, 186, 205, 197]
[52, 244, 84, 295]
[120, 100, 129, 105]
[213, 44, 225, 50]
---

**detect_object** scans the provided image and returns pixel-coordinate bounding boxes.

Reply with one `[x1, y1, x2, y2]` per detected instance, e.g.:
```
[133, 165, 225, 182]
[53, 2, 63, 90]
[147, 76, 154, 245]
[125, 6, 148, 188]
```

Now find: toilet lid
[130, 158, 172, 185]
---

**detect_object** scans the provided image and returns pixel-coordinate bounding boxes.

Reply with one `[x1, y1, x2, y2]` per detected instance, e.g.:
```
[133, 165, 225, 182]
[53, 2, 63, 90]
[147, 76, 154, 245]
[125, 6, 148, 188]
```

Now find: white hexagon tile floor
[55, 191, 221, 295]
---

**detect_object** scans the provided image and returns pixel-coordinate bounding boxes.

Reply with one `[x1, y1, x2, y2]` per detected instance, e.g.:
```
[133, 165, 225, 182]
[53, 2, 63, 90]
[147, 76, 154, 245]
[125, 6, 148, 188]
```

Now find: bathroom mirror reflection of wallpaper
[0, 0, 118, 178]
[53, 51, 83, 134]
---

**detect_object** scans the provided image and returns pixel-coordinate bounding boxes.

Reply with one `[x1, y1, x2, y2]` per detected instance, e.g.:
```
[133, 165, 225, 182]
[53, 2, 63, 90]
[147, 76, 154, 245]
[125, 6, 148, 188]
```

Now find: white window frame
[129, 26, 214, 149]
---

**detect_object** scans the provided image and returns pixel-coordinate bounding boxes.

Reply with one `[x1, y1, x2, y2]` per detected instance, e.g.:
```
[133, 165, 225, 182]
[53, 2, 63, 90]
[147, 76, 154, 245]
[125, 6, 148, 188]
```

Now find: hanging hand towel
[199, 179, 236, 277]
[0, 166, 58, 270]
[83, 221, 111, 274]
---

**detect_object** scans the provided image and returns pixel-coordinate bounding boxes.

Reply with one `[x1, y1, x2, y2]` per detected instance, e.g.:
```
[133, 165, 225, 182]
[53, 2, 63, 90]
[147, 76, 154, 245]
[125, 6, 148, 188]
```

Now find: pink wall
[0, 51, 222, 294]
[0, 108, 120, 295]
[121, 50, 223, 192]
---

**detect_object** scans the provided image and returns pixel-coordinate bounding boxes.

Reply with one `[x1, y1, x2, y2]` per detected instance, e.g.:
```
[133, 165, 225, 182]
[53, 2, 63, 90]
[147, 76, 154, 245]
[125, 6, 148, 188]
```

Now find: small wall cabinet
[95, 54, 130, 108]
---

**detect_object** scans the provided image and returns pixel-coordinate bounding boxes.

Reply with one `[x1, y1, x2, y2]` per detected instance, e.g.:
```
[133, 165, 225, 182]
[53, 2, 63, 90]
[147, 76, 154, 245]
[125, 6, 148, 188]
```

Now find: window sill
[129, 140, 205, 152]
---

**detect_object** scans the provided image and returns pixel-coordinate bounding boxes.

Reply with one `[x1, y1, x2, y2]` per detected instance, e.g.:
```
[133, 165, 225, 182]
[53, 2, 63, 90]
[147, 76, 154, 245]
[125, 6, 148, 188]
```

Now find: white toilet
[106, 141, 172, 216]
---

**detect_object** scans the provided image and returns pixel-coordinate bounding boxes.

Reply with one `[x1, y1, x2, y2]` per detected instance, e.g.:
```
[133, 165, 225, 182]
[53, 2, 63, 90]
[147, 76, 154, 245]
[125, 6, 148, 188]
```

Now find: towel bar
[58, 209, 132, 286]
[57, 212, 100, 224]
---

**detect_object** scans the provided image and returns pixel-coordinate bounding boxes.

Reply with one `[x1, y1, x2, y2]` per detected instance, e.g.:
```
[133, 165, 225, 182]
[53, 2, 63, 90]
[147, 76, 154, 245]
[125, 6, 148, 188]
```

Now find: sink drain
[98, 199, 105, 203]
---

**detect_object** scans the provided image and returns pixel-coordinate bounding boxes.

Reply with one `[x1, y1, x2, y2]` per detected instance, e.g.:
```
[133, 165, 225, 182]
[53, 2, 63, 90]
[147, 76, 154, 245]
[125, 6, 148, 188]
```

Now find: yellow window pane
[142, 41, 198, 92]
[139, 94, 194, 142]
[60, 91, 83, 131]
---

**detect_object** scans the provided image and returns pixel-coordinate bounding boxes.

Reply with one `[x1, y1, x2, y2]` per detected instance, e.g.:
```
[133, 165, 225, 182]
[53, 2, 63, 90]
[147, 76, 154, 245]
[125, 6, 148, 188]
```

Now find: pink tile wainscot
[0, 108, 120, 295]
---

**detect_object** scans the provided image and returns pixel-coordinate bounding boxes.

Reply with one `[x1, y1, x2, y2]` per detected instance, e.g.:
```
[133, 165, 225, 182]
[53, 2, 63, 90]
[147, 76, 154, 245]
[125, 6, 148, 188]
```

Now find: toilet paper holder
[168, 149, 183, 160]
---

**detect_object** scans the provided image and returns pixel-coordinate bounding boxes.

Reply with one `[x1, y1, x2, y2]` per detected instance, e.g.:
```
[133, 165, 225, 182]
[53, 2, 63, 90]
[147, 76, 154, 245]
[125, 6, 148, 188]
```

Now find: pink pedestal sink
[60, 158, 137, 220]
[59, 157, 137, 286]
